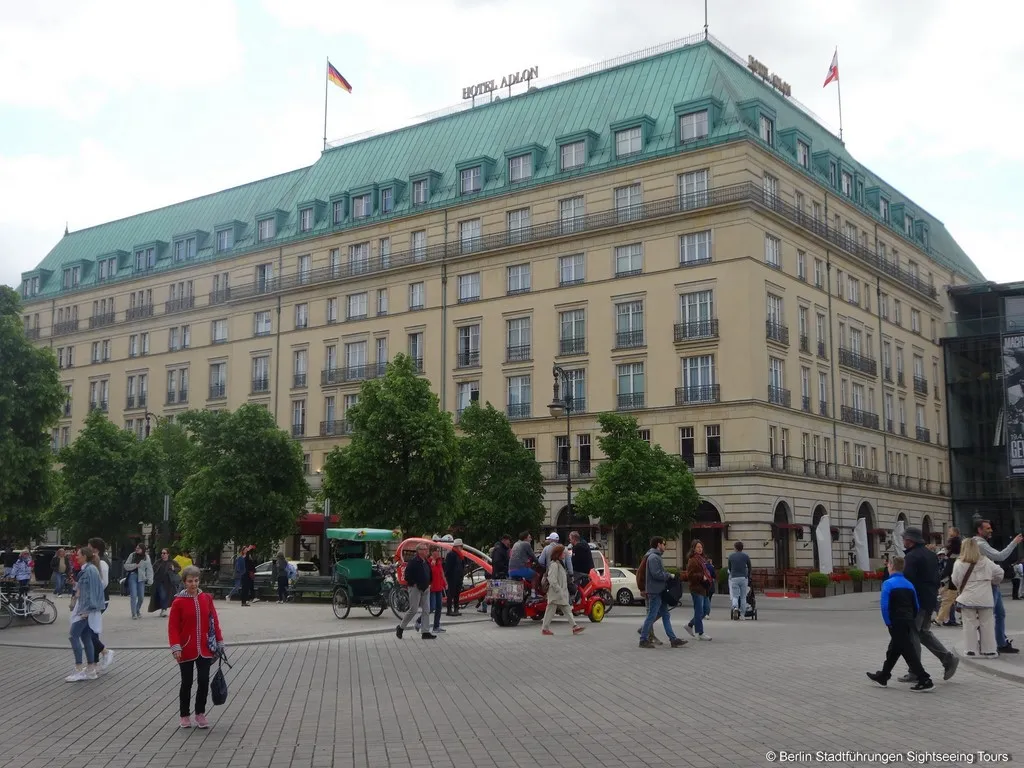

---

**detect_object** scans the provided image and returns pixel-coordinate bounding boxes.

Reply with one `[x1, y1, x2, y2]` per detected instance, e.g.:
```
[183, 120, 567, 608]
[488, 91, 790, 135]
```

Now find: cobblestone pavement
[0, 594, 1019, 768]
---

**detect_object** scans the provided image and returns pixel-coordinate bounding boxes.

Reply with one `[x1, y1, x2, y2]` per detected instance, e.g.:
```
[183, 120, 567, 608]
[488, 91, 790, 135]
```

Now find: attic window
[829, 162, 837, 187]
[299, 208, 313, 232]
[841, 172, 852, 197]
[134, 247, 155, 271]
[904, 214, 914, 237]
[679, 111, 708, 144]
[258, 218, 275, 242]
[797, 140, 809, 168]
[412, 179, 428, 205]
[62, 266, 80, 289]
[508, 153, 532, 183]
[461, 166, 482, 195]
[880, 198, 890, 223]
[98, 257, 117, 281]
[615, 127, 642, 157]
[759, 115, 774, 145]
[217, 229, 234, 252]
[352, 193, 372, 219]
[333, 200, 345, 224]
[173, 237, 196, 262]
[560, 141, 585, 171]
[381, 188, 394, 213]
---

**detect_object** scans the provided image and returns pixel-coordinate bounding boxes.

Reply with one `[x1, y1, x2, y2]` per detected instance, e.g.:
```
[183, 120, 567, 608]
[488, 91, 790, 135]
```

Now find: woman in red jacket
[168, 565, 224, 729]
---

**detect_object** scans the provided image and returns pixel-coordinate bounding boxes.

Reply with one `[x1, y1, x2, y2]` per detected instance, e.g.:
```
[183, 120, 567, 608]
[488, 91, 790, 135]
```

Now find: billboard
[1003, 333, 1024, 476]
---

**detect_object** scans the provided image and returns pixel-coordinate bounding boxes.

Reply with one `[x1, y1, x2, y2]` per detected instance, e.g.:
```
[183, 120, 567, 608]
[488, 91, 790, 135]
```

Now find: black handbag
[211, 658, 228, 706]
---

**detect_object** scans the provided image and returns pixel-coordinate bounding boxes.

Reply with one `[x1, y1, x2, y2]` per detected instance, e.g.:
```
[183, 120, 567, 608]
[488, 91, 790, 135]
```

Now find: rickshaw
[394, 538, 493, 612]
[327, 528, 404, 619]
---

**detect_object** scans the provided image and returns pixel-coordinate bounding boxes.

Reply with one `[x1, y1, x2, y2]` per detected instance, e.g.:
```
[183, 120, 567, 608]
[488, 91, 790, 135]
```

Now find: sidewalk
[0, 594, 488, 649]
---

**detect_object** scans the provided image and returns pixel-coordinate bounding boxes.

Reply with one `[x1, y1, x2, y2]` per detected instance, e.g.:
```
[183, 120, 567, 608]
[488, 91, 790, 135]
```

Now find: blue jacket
[11, 557, 32, 582]
[75, 563, 106, 614]
[879, 573, 919, 626]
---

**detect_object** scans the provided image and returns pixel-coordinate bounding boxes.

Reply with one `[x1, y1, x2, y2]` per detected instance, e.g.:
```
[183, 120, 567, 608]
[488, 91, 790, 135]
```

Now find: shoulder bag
[956, 562, 977, 596]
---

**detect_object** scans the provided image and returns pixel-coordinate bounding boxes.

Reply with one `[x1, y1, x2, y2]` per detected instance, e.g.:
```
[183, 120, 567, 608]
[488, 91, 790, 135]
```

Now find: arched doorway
[682, 502, 724, 566]
[922, 515, 933, 542]
[555, 505, 596, 545]
[858, 502, 876, 558]
[773, 501, 792, 571]
[811, 505, 827, 572]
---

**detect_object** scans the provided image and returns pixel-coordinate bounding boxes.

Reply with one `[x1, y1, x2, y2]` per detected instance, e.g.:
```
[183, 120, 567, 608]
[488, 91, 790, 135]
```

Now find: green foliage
[52, 409, 169, 545]
[0, 287, 64, 545]
[847, 568, 865, 582]
[574, 412, 700, 556]
[175, 405, 307, 555]
[321, 354, 459, 535]
[807, 571, 830, 588]
[453, 402, 545, 546]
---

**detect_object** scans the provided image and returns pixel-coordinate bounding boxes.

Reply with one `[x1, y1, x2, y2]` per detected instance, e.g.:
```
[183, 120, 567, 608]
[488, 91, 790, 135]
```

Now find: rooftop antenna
[704, 0, 709, 39]
[64, 221, 69, 237]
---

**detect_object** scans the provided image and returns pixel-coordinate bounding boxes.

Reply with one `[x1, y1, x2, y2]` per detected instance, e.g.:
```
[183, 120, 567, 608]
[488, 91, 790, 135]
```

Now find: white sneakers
[65, 667, 99, 682]
[698, 634, 712, 641]
[100, 649, 115, 669]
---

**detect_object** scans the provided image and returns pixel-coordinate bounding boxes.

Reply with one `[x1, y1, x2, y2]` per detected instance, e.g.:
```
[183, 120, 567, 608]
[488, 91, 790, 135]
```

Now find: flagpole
[323, 57, 329, 151]
[835, 47, 844, 142]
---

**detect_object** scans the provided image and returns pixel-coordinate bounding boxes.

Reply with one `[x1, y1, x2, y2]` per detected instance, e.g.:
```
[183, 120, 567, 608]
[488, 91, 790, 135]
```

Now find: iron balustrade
[62, 402, 72, 417]
[616, 392, 645, 410]
[209, 289, 231, 304]
[819, 400, 829, 417]
[838, 348, 878, 377]
[89, 313, 116, 329]
[913, 376, 928, 395]
[768, 386, 791, 407]
[675, 385, 720, 405]
[817, 340, 827, 359]
[884, 367, 893, 382]
[898, 373, 906, 387]
[293, 373, 308, 388]
[126, 396, 136, 409]
[125, 305, 154, 321]
[291, 423, 305, 438]
[319, 420, 353, 436]
[802, 396, 811, 412]
[26, 327, 41, 339]
[799, 335, 810, 353]
[178, 389, 189, 404]
[559, 337, 586, 356]
[766, 321, 789, 345]
[165, 296, 195, 314]
[506, 403, 531, 420]
[916, 426, 931, 443]
[209, 384, 226, 399]
[840, 406, 880, 430]
[251, 377, 270, 394]
[456, 351, 481, 368]
[506, 345, 531, 363]
[615, 330, 645, 349]
[673, 319, 718, 342]
[53, 320, 79, 336]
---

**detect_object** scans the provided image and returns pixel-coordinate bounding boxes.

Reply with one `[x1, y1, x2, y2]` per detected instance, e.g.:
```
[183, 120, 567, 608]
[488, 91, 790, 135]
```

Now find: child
[866, 556, 933, 691]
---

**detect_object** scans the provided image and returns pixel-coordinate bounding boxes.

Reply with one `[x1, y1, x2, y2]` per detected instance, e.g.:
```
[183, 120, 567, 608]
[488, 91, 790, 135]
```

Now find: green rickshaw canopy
[326, 528, 401, 541]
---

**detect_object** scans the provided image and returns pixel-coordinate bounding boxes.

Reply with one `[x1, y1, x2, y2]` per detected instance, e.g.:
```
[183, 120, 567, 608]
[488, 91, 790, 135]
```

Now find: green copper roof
[24, 37, 984, 299]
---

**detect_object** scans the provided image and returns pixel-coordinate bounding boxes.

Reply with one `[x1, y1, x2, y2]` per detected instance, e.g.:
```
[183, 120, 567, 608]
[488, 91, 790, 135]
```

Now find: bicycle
[0, 580, 58, 629]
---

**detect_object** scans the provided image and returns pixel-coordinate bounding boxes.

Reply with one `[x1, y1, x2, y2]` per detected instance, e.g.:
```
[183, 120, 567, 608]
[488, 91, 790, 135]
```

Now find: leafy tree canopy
[574, 412, 700, 556]
[453, 402, 545, 547]
[0, 286, 68, 544]
[321, 354, 459, 535]
[175, 405, 308, 555]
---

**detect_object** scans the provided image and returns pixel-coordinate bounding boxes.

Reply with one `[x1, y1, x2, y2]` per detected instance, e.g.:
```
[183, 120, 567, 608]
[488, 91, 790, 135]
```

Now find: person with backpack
[638, 537, 687, 650]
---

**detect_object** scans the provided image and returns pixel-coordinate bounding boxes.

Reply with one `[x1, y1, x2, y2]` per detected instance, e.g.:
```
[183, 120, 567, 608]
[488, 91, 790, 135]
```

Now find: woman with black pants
[240, 546, 257, 606]
[169, 565, 224, 729]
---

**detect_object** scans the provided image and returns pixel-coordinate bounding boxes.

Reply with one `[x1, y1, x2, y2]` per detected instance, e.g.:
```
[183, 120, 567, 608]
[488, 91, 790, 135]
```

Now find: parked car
[601, 566, 641, 605]
[254, 560, 317, 587]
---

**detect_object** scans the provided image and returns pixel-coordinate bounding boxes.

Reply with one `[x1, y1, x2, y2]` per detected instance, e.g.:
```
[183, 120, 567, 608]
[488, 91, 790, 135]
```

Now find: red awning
[297, 513, 339, 536]
[867, 528, 887, 535]
[773, 523, 805, 530]
[691, 522, 726, 529]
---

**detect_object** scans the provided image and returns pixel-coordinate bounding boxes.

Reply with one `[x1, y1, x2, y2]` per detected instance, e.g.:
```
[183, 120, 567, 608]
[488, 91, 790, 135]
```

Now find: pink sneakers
[194, 714, 209, 729]
[179, 717, 191, 729]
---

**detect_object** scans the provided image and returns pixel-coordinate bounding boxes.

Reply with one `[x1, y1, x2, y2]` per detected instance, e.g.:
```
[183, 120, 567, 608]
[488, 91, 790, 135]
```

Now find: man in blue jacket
[866, 556, 933, 691]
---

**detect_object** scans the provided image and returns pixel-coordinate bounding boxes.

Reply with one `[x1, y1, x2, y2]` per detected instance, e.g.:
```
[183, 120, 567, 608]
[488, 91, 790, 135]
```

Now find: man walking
[899, 528, 957, 682]
[397, 543, 435, 640]
[638, 537, 686, 649]
[973, 517, 1023, 653]
[444, 539, 466, 616]
[727, 541, 752, 621]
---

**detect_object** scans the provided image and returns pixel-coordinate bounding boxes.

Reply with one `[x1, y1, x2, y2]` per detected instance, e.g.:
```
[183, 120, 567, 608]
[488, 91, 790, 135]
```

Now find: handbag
[210, 658, 228, 706]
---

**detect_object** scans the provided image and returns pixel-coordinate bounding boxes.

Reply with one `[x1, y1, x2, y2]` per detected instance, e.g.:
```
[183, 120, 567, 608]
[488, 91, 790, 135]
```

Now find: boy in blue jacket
[867, 556, 934, 691]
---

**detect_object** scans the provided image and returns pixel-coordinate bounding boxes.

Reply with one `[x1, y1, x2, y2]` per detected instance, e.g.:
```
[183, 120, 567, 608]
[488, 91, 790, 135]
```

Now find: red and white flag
[823, 51, 839, 87]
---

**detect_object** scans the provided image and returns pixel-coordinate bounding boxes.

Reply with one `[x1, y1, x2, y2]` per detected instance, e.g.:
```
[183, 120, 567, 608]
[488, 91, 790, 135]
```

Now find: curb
[953, 632, 1024, 685]
[0, 615, 492, 651]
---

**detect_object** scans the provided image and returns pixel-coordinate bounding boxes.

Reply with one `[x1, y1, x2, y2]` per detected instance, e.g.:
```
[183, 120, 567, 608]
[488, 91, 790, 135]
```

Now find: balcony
[319, 420, 353, 437]
[886, 419, 894, 433]
[916, 426, 931, 443]
[540, 459, 598, 481]
[674, 319, 718, 343]
[765, 321, 789, 346]
[768, 386, 791, 407]
[559, 337, 586, 356]
[505, 345, 531, 363]
[62, 402, 72, 418]
[565, 397, 587, 414]
[410, 357, 425, 374]
[209, 288, 231, 305]
[209, 384, 226, 400]
[801, 395, 811, 412]
[177, 389, 189, 404]
[165, 296, 195, 314]
[456, 350, 481, 369]
[53, 319, 79, 336]
[125, 395, 147, 410]
[293, 373, 308, 388]
[320, 363, 387, 385]
[89, 313, 116, 329]
[913, 376, 928, 396]
[26, 327, 41, 340]
[291, 423, 305, 438]
[165, 392, 178, 405]
[125, 305, 154, 322]
[89, 400, 108, 413]
[840, 406, 880, 430]
[897, 372, 906, 387]
[675, 385, 720, 405]
[900, 423, 907, 437]
[616, 392, 645, 411]
[799, 335, 810, 354]
[884, 367, 893, 383]
[851, 468, 881, 486]
[819, 400, 829, 417]
[251, 377, 270, 394]
[838, 348, 878, 377]
[615, 330, 645, 349]
[506, 403, 531, 420]
[817, 340, 827, 360]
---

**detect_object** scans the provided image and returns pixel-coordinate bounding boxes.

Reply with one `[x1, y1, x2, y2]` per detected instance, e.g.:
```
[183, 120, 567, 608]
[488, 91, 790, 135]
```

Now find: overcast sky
[1, 0, 1021, 290]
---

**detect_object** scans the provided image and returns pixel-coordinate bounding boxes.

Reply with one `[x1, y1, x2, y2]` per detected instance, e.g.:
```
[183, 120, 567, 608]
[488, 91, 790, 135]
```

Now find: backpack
[663, 574, 684, 607]
[635, 553, 650, 592]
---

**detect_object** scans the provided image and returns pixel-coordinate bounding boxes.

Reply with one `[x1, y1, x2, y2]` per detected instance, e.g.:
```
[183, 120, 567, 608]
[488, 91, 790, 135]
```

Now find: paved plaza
[0, 592, 1019, 768]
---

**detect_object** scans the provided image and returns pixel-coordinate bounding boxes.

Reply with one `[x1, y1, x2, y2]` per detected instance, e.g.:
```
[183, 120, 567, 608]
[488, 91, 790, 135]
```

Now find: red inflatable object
[395, 538, 493, 609]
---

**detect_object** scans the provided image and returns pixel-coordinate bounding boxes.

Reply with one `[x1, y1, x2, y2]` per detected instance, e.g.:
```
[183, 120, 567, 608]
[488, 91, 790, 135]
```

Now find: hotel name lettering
[463, 66, 539, 100]
[747, 56, 791, 97]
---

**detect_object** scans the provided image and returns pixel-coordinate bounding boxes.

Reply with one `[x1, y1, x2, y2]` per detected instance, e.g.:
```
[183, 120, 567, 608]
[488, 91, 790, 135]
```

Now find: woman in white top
[951, 537, 1004, 657]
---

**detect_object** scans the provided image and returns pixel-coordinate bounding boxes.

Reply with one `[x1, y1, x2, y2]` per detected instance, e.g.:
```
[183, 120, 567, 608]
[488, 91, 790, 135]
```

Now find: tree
[453, 402, 546, 547]
[52, 409, 169, 545]
[174, 405, 307, 555]
[321, 354, 459, 534]
[0, 286, 66, 545]
[574, 412, 700, 558]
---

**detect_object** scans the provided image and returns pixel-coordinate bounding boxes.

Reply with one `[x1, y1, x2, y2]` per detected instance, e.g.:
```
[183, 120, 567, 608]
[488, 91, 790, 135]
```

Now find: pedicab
[394, 538, 492, 613]
[327, 528, 404, 619]
[485, 548, 612, 627]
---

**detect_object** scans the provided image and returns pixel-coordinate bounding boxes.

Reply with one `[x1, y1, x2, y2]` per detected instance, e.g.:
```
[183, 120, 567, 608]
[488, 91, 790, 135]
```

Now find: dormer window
[173, 236, 196, 262]
[23, 276, 40, 297]
[880, 198, 890, 223]
[299, 207, 313, 232]
[217, 229, 234, 252]
[412, 179, 428, 205]
[258, 217, 275, 242]
[797, 140, 809, 169]
[332, 200, 345, 224]
[829, 162, 837, 187]
[352, 193, 372, 219]
[560, 141, 585, 171]
[679, 111, 708, 144]
[841, 172, 852, 197]
[615, 127, 642, 158]
[461, 166, 482, 195]
[62, 266, 80, 289]
[134, 247, 155, 271]
[508, 153, 532, 183]
[759, 115, 774, 145]
[381, 188, 394, 214]
[98, 257, 118, 281]
[904, 214, 914, 237]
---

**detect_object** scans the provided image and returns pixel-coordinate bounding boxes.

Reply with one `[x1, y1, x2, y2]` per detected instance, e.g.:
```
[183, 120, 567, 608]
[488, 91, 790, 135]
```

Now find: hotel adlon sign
[463, 65, 539, 100]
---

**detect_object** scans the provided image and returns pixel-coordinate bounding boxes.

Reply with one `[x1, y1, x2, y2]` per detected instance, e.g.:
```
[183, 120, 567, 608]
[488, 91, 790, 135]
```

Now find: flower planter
[852, 581, 863, 593]
[809, 586, 827, 598]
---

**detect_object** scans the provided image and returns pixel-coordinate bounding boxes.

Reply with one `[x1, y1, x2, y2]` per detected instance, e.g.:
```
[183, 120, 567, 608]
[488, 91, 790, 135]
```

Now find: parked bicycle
[0, 579, 58, 629]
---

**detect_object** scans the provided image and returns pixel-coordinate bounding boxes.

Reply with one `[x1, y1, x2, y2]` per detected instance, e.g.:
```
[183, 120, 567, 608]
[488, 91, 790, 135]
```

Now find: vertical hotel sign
[1004, 332, 1024, 475]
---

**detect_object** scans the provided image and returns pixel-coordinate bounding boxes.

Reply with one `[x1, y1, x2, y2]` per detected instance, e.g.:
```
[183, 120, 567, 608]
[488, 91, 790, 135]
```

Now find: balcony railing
[178, 389, 189, 404]
[321, 363, 388, 385]
[62, 402, 72, 418]
[506, 345, 531, 363]
[541, 459, 597, 481]
[506, 403, 531, 420]
[89, 313, 116, 329]
[838, 348, 878, 377]
[675, 385, 720, 405]
[819, 400, 829, 417]
[319, 419, 353, 436]
[89, 400, 108, 413]
[897, 373, 906, 387]
[565, 397, 587, 414]
[615, 330, 645, 349]
[768, 386, 791, 407]
[125, 305, 154, 321]
[209, 384, 226, 400]
[817, 340, 827, 360]
[674, 319, 719, 343]
[913, 376, 928, 395]
[410, 357, 424, 374]
[559, 337, 586, 356]
[884, 367, 893, 383]
[26, 327, 41, 340]
[165, 296, 195, 314]
[801, 395, 811, 412]
[209, 289, 231, 305]
[291, 423, 305, 438]
[841, 406, 880, 430]
[799, 335, 810, 354]
[916, 426, 931, 443]
[251, 377, 270, 394]
[293, 373, 308, 388]
[616, 392, 645, 411]
[766, 321, 789, 345]
[456, 351, 481, 368]
[53, 319, 79, 336]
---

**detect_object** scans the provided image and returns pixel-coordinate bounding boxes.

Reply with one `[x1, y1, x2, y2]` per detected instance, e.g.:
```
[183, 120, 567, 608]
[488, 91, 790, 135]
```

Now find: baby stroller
[744, 587, 758, 620]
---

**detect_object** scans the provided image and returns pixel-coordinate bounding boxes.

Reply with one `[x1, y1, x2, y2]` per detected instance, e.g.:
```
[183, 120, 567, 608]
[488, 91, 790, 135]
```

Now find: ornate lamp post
[547, 366, 575, 519]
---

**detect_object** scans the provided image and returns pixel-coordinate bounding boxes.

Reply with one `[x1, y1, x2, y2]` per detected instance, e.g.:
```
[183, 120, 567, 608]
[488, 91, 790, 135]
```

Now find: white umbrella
[892, 519, 907, 555]
[853, 517, 871, 571]
[814, 514, 834, 574]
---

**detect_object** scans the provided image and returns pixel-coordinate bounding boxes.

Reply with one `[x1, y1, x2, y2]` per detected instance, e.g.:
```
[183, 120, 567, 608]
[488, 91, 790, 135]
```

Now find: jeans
[881, 622, 929, 682]
[431, 592, 443, 630]
[400, 586, 431, 632]
[728, 576, 749, 613]
[156, 584, 170, 610]
[909, 608, 952, 674]
[689, 593, 710, 635]
[54, 572, 66, 596]
[640, 593, 677, 642]
[993, 585, 1007, 646]
[277, 576, 289, 602]
[227, 577, 241, 600]
[509, 567, 534, 580]
[179, 657, 213, 717]
[128, 573, 145, 617]
[69, 618, 95, 665]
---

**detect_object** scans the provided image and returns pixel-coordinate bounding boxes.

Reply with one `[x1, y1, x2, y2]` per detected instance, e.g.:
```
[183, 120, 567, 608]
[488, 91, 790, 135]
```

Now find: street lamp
[548, 365, 574, 520]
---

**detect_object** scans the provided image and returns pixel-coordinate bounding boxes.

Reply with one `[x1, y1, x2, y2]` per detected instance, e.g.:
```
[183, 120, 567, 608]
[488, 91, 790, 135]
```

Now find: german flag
[327, 61, 352, 93]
